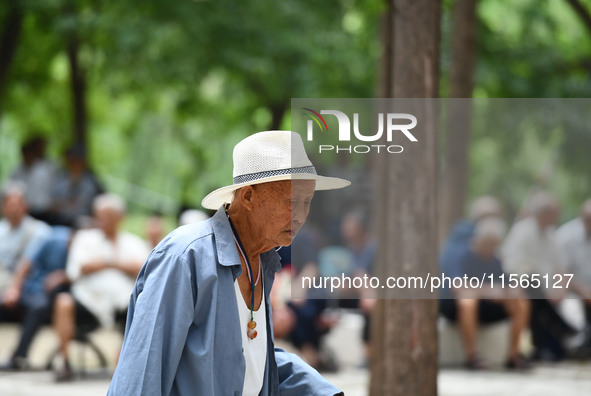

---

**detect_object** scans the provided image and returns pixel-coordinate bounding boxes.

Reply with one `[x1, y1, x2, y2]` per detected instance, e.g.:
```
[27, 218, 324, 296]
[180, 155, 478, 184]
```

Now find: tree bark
[268, 101, 287, 131]
[64, 1, 87, 148]
[370, 1, 441, 395]
[439, 0, 478, 241]
[67, 35, 87, 148]
[0, 0, 23, 106]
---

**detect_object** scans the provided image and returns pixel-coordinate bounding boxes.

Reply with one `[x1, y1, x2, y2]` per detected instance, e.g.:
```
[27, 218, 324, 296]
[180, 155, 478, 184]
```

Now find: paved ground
[1, 315, 590, 395]
[1, 362, 591, 396]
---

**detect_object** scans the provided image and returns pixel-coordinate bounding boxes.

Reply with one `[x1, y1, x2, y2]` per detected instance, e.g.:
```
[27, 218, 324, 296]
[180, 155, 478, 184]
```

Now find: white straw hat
[201, 131, 350, 210]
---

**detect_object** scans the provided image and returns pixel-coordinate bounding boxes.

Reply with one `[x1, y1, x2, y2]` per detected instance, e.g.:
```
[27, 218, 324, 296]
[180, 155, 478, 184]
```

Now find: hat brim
[201, 174, 350, 210]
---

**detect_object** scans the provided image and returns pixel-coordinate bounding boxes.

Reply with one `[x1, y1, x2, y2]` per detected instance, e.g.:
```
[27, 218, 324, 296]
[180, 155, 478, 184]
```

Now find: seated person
[53, 194, 149, 381]
[145, 212, 166, 249]
[272, 225, 339, 371]
[0, 226, 72, 370]
[439, 195, 502, 278]
[440, 218, 530, 369]
[47, 144, 102, 227]
[556, 199, 591, 329]
[1, 182, 51, 304]
[340, 209, 376, 365]
[9, 137, 56, 222]
[501, 192, 575, 361]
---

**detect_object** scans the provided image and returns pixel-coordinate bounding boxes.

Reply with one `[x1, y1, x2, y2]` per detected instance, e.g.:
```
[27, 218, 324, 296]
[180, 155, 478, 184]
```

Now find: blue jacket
[107, 208, 342, 396]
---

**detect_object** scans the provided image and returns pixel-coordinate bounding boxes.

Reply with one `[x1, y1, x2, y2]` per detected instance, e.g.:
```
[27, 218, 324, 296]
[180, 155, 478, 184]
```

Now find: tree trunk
[0, 0, 23, 106]
[67, 35, 87, 148]
[268, 101, 287, 131]
[64, 1, 87, 148]
[439, 0, 478, 241]
[370, 1, 441, 395]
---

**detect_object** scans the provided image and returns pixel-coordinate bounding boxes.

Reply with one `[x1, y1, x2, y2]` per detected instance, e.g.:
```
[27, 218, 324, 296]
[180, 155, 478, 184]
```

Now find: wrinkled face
[94, 206, 123, 236]
[1, 192, 27, 225]
[249, 180, 315, 248]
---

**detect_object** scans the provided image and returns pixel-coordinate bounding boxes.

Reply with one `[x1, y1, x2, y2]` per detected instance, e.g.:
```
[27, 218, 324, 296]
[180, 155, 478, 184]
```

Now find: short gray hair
[1, 181, 27, 201]
[468, 196, 502, 220]
[93, 193, 126, 214]
[473, 217, 506, 242]
[528, 191, 558, 215]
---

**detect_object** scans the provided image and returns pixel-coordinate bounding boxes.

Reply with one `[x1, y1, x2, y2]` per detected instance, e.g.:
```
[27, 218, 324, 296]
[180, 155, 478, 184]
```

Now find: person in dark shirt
[0, 226, 72, 370]
[46, 144, 103, 227]
[440, 218, 530, 370]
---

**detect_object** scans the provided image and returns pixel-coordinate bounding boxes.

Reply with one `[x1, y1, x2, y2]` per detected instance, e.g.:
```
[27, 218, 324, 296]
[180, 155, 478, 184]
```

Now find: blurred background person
[439, 195, 503, 279]
[52, 194, 149, 381]
[340, 208, 376, 366]
[145, 212, 166, 249]
[440, 218, 530, 370]
[556, 199, 591, 354]
[279, 224, 338, 371]
[0, 226, 72, 371]
[501, 191, 576, 361]
[178, 208, 209, 226]
[0, 182, 51, 297]
[46, 144, 103, 227]
[9, 137, 57, 223]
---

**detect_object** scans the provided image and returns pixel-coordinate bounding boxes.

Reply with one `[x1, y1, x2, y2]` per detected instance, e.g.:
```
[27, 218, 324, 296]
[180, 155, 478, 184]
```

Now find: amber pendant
[247, 320, 257, 339]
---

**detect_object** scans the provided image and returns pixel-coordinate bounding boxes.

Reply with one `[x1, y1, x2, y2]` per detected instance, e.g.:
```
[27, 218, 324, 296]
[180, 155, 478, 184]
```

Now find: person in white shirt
[501, 192, 575, 361]
[556, 199, 591, 326]
[53, 193, 149, 381]
[502, 192, 564, 283]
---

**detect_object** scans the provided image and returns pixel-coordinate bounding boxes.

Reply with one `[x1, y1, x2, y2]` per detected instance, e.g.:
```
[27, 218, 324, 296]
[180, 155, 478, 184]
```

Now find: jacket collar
[211, 206, 282, 274]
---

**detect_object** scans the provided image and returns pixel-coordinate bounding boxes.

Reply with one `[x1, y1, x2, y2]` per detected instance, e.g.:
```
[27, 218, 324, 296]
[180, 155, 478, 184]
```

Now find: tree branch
[565, 0, 591, 36]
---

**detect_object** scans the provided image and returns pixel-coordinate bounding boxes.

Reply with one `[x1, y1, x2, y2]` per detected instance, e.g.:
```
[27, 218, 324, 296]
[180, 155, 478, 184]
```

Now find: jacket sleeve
[275, 347, 344, 396]
[107, 250, 195, 396]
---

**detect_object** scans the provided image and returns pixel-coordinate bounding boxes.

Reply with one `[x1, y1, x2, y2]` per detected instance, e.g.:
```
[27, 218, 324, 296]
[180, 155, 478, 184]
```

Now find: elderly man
[556, 199, 591, 326]
[1, 226, 72, 371]
[108, 131, 349, 396]
[439, 195, 502, 280]
[47, 144, 102, 227]
[53, 193, 149, 381]
[0, 182, 51, 303]
[501, 192, 575, 361]
[441, 218, 530, 369]
[0, 183, 52, 369]
[9, 137, 56, 221]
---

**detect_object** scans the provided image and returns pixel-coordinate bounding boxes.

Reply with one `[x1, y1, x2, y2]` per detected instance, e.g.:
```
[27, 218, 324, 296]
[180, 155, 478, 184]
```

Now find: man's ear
[238, 186, 255, 211]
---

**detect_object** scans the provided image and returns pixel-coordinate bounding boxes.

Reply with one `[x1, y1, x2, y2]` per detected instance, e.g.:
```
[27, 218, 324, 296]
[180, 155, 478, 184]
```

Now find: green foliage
[464, 0, 591, 219]
[1, 0, 382, 213]
[1, 0, 590, 224]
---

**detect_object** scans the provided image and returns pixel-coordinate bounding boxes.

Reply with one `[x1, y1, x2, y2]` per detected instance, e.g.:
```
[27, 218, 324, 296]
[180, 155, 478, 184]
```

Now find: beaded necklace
[225, 208, 260, 340]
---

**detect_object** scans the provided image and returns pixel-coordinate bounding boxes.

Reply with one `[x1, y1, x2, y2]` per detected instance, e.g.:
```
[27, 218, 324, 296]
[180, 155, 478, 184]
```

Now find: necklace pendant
[247, 320, 257, 339]
[247, 328, 258, 339]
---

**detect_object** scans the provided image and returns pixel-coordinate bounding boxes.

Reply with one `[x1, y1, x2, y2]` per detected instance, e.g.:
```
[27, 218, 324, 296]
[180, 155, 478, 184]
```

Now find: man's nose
[292, 203, 309, 222]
